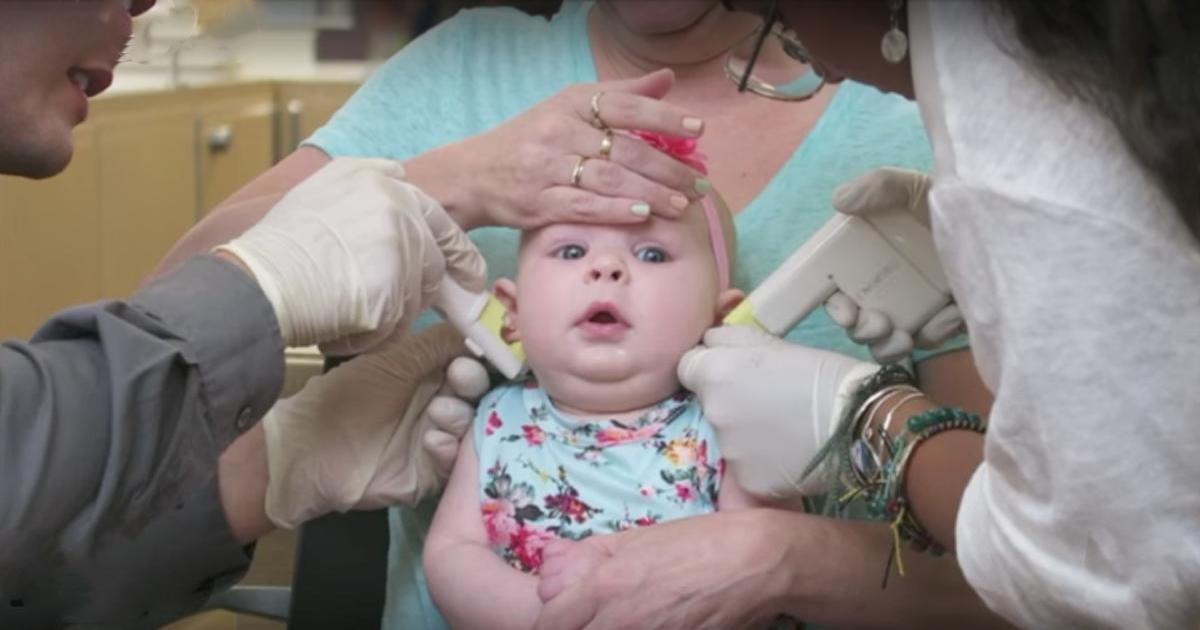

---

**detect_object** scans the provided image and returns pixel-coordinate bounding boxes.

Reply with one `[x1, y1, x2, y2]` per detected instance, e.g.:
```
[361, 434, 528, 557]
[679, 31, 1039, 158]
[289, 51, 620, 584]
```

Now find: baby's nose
[586, 254, 627, 283]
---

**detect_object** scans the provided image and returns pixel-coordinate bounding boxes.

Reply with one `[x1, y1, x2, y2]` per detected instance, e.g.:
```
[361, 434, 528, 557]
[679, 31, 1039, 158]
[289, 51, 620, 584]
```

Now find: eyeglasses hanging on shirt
[724, 0, 826, 101]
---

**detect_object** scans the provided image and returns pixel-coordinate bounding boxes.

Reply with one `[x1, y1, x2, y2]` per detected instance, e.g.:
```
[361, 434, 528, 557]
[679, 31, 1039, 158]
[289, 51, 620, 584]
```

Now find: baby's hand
[537, 537, 611, 602]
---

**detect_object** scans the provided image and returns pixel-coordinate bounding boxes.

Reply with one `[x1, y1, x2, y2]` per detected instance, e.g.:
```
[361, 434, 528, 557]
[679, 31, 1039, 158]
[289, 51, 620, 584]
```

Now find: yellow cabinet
[0, 81, 357, 340]
[274, 81, 358, 157]
[196, 84, 277, 216]
[96, 106, 197, 298]
[0, 127, 103, 338]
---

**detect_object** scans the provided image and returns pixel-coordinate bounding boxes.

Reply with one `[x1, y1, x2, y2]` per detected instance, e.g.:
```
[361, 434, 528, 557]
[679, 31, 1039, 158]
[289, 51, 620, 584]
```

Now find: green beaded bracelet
[867, 407, 986, 582]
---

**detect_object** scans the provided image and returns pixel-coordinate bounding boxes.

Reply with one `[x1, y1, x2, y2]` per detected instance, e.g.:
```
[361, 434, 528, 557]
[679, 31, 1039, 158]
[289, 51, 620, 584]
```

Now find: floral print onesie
[474, 377, 725, 574]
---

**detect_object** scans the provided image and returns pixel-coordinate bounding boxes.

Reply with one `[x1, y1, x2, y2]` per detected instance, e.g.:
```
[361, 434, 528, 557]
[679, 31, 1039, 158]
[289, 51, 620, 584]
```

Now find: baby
[424, 166, 755, 630]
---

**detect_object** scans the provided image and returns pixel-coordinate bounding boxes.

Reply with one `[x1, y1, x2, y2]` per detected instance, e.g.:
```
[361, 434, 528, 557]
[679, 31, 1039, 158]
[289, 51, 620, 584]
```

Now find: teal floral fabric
[473, 378, 725, 574]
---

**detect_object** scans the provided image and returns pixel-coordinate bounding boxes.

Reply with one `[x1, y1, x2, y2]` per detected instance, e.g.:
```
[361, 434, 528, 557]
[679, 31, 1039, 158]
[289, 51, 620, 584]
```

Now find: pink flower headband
[631, 131, 730, 290]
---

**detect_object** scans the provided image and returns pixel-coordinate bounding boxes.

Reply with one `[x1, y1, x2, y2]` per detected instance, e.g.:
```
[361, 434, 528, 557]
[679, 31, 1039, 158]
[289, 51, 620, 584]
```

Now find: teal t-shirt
[306, 4, 944, 628]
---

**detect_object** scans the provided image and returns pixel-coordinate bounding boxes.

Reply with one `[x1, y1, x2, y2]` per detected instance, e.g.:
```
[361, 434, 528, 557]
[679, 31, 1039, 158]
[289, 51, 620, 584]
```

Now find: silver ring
[589, 91, 608, 130]
[570, 155, 588, 187]
[597, 129, 614, 159]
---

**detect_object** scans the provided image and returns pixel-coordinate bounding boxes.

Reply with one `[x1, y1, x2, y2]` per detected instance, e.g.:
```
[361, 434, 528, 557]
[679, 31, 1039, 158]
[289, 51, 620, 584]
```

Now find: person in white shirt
[534, 1, 1200, 628]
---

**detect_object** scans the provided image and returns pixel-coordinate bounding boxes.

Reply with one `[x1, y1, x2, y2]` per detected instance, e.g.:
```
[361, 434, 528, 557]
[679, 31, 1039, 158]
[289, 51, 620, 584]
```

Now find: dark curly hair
[994, 0, 1200, 244]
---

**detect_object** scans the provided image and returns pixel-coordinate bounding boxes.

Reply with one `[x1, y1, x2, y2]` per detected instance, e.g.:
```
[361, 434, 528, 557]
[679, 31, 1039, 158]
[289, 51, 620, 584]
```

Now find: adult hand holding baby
[535, 510, 794, 630]
[678, 326, 878, 501]
[404, 68, 710, 231]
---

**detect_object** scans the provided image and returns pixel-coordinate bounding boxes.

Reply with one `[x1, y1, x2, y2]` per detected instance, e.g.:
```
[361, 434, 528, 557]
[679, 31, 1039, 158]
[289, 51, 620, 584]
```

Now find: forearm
[915, 348, 993, 418]
[403, 141, 486, 230]
[424, 540, 542, 630]
[218, 423, 275, 544]
[904, 427, 983, 550]
[148, 147, 329, 280]
[864, 393, 981, 550]
[766, 510, 1007, 628]
[901, 350, 990, 548]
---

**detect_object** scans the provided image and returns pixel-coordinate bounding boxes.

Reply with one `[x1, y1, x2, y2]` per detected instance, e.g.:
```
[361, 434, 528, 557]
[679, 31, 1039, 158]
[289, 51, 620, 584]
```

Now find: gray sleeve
[0, 254, 285, 628]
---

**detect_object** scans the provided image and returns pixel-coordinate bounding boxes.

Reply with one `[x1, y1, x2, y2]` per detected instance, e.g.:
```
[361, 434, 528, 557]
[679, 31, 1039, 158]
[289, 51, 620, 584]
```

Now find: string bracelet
[866, 407, 986, 585]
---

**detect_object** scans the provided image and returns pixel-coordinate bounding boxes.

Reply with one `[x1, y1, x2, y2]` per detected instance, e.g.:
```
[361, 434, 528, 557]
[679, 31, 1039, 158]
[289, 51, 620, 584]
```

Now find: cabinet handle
[193, 118, 204, 221]
[208, 124, 234, 151]
[287, 99, 304, 152]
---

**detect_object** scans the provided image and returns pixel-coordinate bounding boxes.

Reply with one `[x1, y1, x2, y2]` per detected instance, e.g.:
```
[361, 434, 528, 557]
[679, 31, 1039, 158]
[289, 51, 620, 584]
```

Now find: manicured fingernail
[631, 202, 651, 217]
[682, 117, 704, 133]
[694, 178, 711, 195]
[670, 194, 688, 210]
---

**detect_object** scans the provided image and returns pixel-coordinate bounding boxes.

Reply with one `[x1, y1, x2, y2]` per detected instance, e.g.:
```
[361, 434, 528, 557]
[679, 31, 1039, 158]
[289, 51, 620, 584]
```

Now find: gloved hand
[678, 326, 879, 500]
[825, 167, 964, 363]
[216, 157, 485, 354]
[262, 323, 486, 529]
[419, 355, 492, 480]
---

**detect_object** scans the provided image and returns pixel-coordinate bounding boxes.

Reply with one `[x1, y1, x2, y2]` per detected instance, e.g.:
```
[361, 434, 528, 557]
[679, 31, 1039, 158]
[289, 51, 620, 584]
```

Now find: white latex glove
[678, 326, 879, 500]
[263, 323, 481, 529]
[825, 166, 964, 363]
[418, 355, 491, 480]
[217, 157, 485, 354]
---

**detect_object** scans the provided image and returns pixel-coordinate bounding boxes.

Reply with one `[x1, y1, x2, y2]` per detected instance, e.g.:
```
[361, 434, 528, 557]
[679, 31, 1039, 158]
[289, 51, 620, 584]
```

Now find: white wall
[231, 30, 371, 82]
[108, 0, 372, 95]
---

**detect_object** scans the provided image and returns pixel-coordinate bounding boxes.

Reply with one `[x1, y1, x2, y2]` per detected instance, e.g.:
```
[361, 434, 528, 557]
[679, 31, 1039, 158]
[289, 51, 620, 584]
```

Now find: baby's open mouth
[589, 311, 617, 324]
[577, 302, 629, 329]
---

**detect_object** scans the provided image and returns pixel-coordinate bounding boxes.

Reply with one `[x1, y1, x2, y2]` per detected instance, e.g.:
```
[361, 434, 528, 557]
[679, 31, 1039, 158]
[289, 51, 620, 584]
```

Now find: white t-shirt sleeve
[932, 180, 1200, 629]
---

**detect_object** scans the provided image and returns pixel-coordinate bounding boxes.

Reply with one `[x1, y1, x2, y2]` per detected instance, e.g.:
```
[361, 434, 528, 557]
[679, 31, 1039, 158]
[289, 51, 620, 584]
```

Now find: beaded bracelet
[866, 407, 986, 583]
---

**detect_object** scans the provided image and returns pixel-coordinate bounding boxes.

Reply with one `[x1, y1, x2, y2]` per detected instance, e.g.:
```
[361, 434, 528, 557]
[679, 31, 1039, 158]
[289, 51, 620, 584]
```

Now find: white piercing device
[434, 278, 526, 379]
[724, 208, 951, 336]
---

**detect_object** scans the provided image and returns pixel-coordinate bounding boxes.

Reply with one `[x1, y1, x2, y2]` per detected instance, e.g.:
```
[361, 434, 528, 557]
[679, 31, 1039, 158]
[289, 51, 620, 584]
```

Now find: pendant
[881, 27, 909, 64]
[850, 439, 880, 484]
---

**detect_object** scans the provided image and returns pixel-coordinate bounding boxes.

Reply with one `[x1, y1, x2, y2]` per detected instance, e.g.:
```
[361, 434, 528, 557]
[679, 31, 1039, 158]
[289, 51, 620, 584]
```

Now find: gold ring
[597, 129, 614, 159]
[570, 155, 588, 187]
[589, 91, 608, 129]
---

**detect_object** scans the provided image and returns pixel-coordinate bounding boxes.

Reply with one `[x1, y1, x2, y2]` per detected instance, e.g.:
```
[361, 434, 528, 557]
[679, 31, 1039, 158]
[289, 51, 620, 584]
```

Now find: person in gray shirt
[0, 1, 486, 626]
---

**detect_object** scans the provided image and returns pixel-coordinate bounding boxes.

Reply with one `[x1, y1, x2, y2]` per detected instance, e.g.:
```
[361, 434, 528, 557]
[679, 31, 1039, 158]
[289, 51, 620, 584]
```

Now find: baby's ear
[493, 278, 521, 343]
[713, 288, 745, 324]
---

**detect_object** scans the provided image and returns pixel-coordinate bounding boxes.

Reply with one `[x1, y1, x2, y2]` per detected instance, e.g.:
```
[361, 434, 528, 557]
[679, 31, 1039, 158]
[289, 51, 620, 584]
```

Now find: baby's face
[497, 209, 741, 414]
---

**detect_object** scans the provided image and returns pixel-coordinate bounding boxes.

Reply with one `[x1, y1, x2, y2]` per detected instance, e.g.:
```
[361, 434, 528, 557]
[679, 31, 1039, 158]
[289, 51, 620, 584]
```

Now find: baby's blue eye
[554, 244, 587, 260]
[635, 246, 669, 263]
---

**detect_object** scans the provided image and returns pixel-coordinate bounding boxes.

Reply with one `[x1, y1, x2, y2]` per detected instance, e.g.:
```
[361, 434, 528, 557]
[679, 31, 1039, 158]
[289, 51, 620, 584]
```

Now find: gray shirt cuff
[130, 254, 285, 450]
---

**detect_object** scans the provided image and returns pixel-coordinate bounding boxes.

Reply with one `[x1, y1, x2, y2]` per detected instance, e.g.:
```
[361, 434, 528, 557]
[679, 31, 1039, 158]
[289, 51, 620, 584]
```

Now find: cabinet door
[98, 109, 197, 297]
[275, 82, 358, 157]
[196, 92, 276, 216]
[0, 127, 102, 339]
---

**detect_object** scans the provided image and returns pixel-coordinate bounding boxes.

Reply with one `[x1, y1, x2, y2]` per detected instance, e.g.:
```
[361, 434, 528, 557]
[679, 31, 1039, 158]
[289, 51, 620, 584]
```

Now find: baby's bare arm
[717, 476, 775, 511]
[424, 433, 542, 629]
